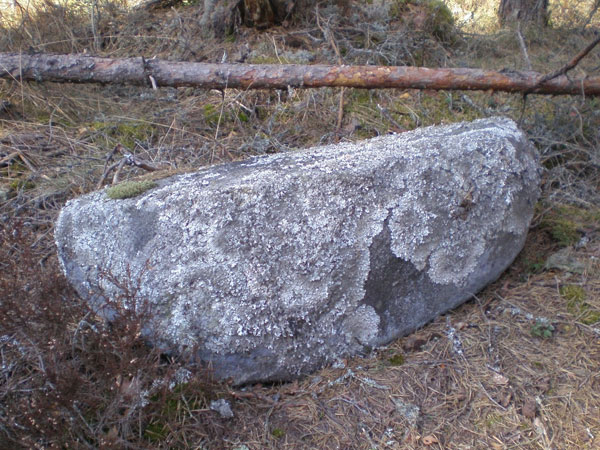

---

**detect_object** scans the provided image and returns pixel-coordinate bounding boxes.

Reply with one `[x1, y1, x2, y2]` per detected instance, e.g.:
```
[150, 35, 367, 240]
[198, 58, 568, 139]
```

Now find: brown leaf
[455, 321, 468, 330]
[522, 397, 537, 419]
[422, 434, 439, 445]
[403, 336, 427, 352]
[535, 377, 551, 393]
[106, 426, 119, 441]
[492, 373, 509, 385]
[500, 391, 512, 408]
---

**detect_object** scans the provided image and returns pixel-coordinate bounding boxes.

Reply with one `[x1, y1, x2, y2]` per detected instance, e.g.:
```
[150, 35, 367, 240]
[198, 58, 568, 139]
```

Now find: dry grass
[1, 0, 600, 448]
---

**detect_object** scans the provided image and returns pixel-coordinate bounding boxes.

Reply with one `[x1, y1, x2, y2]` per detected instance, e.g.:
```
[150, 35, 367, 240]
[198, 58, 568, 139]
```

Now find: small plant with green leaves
[531, 319, 555, 339]
[523, 258, 546, 275]
[106, 180, 158, 199]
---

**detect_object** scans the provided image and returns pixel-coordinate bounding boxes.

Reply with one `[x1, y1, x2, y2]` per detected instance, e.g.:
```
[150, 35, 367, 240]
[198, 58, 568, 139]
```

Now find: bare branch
[528, 34, 600, 93]
[97, 143, 161, 188]
[2, 52, 600, 96]
[516, 23, 532, 71]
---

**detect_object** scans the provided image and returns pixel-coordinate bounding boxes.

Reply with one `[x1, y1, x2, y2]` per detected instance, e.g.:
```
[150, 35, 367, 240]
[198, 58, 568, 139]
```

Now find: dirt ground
[1, 1, 599, 448]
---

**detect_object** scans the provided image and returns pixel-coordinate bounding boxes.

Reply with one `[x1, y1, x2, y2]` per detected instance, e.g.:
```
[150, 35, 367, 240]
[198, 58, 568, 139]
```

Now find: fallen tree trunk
[0, 52, 598, 95]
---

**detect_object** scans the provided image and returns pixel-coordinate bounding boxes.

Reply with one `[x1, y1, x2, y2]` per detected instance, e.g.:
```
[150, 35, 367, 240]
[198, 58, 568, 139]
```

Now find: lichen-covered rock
[55, 117, 540, 384]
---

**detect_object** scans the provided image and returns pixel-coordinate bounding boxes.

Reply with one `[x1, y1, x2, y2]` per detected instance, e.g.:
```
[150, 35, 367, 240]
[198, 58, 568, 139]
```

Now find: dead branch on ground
[97, 144, 160, 188]
[1, 52, 600, 95]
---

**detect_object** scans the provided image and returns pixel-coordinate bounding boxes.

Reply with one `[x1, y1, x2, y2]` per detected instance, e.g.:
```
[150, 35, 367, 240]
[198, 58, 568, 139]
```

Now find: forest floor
[1, 1, 599, 448]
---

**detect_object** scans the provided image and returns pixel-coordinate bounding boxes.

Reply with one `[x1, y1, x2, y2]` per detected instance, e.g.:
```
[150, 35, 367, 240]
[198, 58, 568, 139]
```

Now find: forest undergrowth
[1, 0, 599, 448]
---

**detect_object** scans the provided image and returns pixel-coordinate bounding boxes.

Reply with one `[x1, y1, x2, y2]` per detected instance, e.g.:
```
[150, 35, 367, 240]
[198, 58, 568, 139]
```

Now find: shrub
[0, 221, 222, 447]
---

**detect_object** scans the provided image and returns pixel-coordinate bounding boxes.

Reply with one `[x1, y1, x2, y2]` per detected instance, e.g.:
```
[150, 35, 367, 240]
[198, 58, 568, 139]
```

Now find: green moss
[106, 180, 157, 199]
[203, 104, 249, 125]
[203, 104, 219, 124]
[388, 353, 405, 366]
[560, 285, 586, 304]
[271, 428, 285, 439]
[539, 204, 600, 247]
[560, 285, 600, 325]
[86, 120, 155, 150]
[581, 311, 600, 325]
[144, 422, 168, 443]
[389, 0, 455, 41]
[484, 413, 504, 428]
[397, 92, 480, 129]
[426, 0, 455, 39]
[9, 178, 36, 191]
[523, 258, 545, 274]
[549, 218, 580, 246]
[248, 55, 285, 64]
[345, 90, 373, 114]
[143, 380, 218, 444]
[559, 204, 600, 223]
[539, 216, 578, 247]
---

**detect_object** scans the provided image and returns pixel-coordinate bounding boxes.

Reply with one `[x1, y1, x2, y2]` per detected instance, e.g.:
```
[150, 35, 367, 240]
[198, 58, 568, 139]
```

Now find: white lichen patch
[343, 305, 381, 345]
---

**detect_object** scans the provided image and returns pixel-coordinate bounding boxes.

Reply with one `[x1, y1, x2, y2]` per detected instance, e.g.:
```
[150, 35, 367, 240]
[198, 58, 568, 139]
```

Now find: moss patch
[106, 180, 157, 199]
[389, 0, 455, 42]
[271, 428, 285, 439]
[388, 353, 405, 366]
[86, 120, 156, 150]
[561, 285, 600, 325]
[9, 178, 36, 192]
[548, 218, 580, 247]
[144, 422, 169, 443]
[537, 203, 600, 247]
[560, 285, 586, 304]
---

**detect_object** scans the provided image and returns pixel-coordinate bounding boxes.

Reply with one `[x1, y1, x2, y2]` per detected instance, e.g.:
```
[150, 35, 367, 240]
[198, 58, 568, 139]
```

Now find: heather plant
[0, 221, 224, 447]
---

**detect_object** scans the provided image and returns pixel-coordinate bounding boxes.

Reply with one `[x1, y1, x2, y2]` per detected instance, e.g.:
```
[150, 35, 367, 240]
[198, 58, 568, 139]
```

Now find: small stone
[210, 399, 234, 418]
[545, 247, 586, 273]
[0, 186, 9, 202]
[393, 398, 420, 427]
[332, 359, 346, 369]
[522, 397, 537, 419]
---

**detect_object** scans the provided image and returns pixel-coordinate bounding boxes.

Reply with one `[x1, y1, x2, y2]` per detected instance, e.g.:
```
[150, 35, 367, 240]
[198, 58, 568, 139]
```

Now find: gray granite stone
[55, 117, 540, 384]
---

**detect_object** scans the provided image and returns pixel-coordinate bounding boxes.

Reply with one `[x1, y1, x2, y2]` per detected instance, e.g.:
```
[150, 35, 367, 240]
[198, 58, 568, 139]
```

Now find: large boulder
[55, 117, 540, 384]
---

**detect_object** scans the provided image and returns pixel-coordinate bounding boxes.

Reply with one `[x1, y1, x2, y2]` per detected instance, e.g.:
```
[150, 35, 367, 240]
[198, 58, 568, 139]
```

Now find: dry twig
[316, 6, 346, 141]
[97, 143, 160, 188]
[528, 34, 600, 93]
[516, 23, 532, 71]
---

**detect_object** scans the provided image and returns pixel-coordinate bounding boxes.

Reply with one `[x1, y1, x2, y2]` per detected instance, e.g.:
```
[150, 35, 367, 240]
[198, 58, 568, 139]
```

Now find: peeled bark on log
[1, 52, 599, 96]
